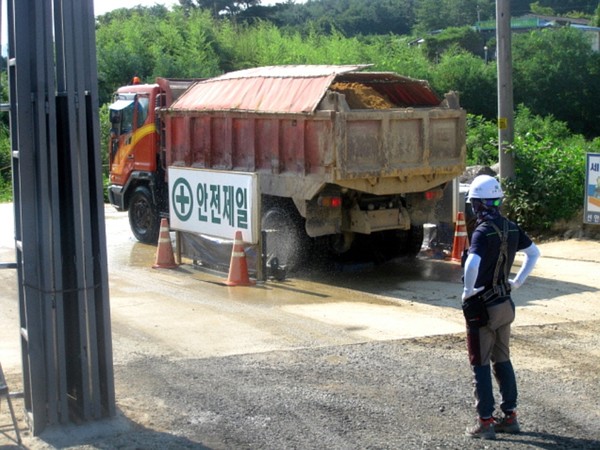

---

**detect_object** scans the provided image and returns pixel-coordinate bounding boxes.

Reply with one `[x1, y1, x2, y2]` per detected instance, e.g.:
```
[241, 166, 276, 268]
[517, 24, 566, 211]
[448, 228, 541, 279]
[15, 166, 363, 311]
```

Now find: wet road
[101, 204, 471, 362]
[98, 204, 598, 364]
[3, 202, 599, 372]
[1, 202, 467, 374]
[3, 202, 599, 371]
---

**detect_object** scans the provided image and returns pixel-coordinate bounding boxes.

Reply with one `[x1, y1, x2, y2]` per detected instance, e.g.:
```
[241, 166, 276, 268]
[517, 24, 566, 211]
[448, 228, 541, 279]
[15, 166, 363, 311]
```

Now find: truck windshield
[109, 96, 149, 133]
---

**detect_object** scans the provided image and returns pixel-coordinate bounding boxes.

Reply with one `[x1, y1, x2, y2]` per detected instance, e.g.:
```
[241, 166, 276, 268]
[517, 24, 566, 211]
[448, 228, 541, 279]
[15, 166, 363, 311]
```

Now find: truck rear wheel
[376, 225, 424, 259]
[262, 206, 307, 272]
[128, 186, 160, 244]
[399, 225, 424, 257]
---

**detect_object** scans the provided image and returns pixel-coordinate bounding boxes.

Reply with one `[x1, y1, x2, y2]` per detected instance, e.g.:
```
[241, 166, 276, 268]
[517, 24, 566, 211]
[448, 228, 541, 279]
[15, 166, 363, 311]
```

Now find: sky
[94, 0, 306, 17]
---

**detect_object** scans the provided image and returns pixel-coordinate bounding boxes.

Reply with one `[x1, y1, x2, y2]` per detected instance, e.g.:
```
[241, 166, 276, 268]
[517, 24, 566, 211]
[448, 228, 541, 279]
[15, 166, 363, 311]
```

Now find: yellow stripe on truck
[115, 123, 157, 162]
[131, 123, 157, 146]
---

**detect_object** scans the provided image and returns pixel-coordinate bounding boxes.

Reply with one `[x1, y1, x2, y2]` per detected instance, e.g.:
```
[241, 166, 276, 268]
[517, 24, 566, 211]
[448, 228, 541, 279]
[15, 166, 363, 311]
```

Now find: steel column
[7, 0, 114, 435]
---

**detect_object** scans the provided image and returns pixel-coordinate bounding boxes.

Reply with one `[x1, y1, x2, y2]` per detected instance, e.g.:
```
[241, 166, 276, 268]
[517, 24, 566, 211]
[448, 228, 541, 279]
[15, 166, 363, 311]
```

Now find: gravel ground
[4, 320, 598, 449]
[114, 326, 598, 450]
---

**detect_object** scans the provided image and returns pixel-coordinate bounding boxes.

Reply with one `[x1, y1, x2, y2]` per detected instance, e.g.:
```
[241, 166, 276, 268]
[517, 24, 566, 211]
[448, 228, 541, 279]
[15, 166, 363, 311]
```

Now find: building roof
[521, 14, 590, 26]
[475, 14, 595, 32]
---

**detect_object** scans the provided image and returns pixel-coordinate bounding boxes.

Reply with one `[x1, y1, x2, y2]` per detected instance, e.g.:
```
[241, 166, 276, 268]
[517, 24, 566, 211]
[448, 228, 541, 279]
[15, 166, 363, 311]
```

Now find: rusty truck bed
[161, 65, 466, 198]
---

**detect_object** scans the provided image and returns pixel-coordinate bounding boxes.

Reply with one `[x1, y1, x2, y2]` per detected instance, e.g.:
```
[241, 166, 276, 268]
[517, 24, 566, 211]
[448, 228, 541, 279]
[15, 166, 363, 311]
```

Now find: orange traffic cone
[451, 211, 469, 263]
[152, 218, 178, 269]
[224, 231, 255, 286]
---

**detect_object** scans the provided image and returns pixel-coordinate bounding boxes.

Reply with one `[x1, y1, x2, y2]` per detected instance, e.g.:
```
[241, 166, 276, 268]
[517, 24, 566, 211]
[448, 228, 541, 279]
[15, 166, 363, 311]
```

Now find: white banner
[168, 167, 259, 243]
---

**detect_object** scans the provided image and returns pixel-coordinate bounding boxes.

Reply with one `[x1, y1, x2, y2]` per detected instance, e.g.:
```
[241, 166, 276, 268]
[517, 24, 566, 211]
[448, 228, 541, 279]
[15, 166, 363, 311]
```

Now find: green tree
[421, 26, 485, 61]
[0, 70, 11, 201]
[215, 19, 372, 68]
[414, 0, 494, 32]
[511, 0, 598, 16]
[431, 47, 496, 119]
[96, 8, 222, 103]
[263, 0, 416, 38]
[530, 1, 555, 16]
[95, 9, 159, 102]
[184, 0, 260, 17]
[512, 27, 600, 137]
[149, 9, 222, 78]
[361, 35, 433, 80]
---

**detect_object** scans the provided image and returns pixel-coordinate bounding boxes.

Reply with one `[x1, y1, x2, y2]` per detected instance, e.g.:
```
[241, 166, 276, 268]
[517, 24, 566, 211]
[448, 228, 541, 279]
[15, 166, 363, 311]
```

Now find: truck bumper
[108, 184, 126, 211]
[345, 206, 411, 234]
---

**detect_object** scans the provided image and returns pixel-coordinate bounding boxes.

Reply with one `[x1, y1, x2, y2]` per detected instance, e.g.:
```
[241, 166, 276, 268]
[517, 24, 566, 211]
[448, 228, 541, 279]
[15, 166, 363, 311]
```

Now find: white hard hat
[467, 175, 503, 202]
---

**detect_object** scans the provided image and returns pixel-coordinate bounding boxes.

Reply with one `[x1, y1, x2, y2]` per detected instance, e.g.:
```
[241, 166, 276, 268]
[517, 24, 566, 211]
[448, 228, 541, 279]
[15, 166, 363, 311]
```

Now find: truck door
[108, 94, 155, 186]
[108, 96, 136, 186]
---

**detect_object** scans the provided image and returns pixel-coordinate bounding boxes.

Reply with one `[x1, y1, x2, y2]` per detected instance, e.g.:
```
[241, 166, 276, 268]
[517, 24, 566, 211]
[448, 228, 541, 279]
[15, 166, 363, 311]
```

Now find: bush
[466, 114, 497, 166]
[502, 132, 589, 232]
[99, 104, 112, 203]
[467, 107, 595, 233]
[422, 26, 484, 62]
[0, 123, 11, 202]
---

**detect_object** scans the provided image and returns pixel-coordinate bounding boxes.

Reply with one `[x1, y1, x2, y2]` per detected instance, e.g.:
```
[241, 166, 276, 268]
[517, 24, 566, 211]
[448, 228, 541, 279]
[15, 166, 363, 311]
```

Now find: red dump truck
[108, 65, 466, 270]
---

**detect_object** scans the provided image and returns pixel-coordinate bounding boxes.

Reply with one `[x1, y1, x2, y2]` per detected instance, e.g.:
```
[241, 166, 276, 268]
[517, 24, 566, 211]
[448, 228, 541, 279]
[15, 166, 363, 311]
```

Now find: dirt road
[1, 204, 599, 449]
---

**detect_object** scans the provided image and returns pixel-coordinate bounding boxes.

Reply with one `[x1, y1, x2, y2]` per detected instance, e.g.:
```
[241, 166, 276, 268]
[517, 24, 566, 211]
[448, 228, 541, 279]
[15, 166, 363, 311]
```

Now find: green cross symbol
[172, 178, 193, 221]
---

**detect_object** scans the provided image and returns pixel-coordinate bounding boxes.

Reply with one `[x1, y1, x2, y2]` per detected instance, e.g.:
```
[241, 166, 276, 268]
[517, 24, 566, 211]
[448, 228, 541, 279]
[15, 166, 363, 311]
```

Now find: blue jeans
[467, 298, 517, 418]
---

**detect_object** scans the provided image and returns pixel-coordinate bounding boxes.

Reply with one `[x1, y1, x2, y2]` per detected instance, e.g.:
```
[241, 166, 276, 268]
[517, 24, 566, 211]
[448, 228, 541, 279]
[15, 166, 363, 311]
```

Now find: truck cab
[108, 78, 197, 243]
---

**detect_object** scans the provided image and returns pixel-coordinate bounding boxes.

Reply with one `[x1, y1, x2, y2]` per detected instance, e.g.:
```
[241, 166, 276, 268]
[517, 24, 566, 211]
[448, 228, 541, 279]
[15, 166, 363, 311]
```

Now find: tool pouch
[462, 296, 489, 328]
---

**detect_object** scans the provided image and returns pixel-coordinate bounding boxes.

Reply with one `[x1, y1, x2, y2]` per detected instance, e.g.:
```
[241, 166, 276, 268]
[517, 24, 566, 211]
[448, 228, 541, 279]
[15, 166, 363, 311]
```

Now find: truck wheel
[378, 225, 424, 259]
[128, 186, 160, 244]
[262, 207, 307, 272]
[401, 225, 424, 257]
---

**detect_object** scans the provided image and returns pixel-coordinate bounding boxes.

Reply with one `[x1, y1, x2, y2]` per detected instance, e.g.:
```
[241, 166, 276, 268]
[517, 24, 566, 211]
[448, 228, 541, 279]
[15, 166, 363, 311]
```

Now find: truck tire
[262, 206, 307, 272]
[401, 225, 424, 257]
[128, 186, 160, 244]
[377, 225, 424, 259]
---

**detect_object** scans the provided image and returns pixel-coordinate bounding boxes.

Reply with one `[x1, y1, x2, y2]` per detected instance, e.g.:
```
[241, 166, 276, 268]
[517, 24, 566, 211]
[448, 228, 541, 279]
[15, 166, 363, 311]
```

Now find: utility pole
[496, 0, 515, 181]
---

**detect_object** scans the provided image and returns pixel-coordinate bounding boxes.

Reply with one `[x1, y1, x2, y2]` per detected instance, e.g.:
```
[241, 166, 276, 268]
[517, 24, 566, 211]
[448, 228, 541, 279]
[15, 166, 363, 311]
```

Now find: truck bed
[161, 66, 466, 199]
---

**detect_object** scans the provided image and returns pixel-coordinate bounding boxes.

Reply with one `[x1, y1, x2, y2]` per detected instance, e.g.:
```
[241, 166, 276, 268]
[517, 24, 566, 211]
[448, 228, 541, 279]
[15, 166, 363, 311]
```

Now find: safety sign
[168, 167, 259, 243]
[584, 153, 600, 225]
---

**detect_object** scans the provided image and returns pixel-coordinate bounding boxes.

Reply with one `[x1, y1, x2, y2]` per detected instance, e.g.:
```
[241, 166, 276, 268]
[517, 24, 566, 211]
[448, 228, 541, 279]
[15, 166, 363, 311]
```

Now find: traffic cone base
[451, 211, 469, 263]
[153, 218, 178, 269]
[225, 230, 255, 286]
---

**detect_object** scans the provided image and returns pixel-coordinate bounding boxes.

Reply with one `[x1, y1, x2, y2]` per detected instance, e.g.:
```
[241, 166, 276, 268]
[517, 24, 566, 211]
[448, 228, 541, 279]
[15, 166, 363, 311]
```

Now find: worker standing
[461, 175, 540, 440]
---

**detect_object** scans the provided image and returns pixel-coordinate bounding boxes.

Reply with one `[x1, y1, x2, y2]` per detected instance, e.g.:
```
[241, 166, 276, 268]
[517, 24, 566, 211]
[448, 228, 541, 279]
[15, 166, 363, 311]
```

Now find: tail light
[318, 195, 342, 208]
[424, 189, 443, 201]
